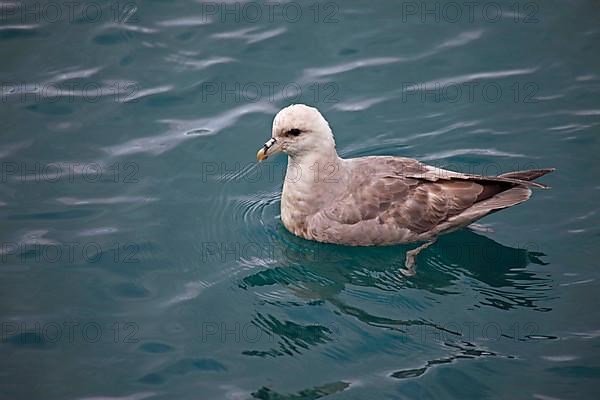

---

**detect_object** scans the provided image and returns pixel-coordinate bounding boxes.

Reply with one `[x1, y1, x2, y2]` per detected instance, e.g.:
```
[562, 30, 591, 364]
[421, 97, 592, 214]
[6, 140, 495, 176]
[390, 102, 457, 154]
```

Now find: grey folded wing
[305, 157, 538, 245]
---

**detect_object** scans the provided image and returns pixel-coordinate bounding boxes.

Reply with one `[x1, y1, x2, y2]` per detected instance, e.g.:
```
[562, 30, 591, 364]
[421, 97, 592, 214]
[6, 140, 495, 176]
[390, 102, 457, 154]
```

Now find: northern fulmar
[256, 104, 554, 275]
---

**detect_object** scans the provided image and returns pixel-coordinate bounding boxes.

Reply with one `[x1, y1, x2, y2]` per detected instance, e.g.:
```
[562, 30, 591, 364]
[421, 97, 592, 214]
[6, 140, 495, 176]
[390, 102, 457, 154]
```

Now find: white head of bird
[256, 104, 337, 162]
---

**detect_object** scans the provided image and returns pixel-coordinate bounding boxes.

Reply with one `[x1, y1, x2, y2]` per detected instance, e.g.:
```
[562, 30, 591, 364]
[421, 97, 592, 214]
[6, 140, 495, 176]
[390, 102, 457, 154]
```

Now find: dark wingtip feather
[498, 168, 556, 186]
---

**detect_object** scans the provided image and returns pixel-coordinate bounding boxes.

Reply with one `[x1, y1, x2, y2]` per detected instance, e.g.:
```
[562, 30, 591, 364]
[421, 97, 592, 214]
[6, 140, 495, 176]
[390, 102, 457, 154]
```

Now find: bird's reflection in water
[242, 226, 551, 308]
[239, 226, 552, 361]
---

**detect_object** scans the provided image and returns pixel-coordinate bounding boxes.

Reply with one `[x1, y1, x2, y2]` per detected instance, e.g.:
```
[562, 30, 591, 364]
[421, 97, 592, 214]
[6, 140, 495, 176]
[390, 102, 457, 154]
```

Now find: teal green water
[1, 1, 600, 399]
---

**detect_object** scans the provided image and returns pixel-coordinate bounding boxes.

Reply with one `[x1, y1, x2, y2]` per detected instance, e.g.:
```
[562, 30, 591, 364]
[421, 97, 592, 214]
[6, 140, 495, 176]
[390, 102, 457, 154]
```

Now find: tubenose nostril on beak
[264, 138, 277, 150]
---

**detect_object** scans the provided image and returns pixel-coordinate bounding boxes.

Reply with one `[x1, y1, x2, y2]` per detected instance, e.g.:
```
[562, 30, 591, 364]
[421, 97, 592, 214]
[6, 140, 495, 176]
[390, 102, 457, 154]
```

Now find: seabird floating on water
[256, 104, 554, 275]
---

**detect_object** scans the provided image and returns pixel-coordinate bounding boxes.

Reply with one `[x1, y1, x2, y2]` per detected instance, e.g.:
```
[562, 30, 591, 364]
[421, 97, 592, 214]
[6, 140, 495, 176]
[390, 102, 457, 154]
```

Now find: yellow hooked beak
[256, 138, 281, 162]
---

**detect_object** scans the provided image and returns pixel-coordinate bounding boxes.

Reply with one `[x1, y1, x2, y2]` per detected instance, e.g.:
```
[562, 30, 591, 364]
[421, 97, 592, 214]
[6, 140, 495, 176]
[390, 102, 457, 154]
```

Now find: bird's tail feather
[499, 168, 555, 183]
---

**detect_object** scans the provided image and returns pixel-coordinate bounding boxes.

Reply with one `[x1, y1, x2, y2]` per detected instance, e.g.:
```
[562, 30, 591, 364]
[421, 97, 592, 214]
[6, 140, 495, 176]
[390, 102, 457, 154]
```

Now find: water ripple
[390, 341, 511, 380]
[77, 392, 157, 400]
[56, 196, 157, 206]
[436, 30, 484, 49]
[0, 24, 39, 31]
[157, 17, 212, 27]
[122, 85, 174, 102]
[332, 96, 390, 112]
[301, 30, 485, 83]
[103, 103, 275, 156]
[420, 148, 528, 161]
[165, 54, 236, 71]
[303, 57, 402, 80]
[212, 26, 287, 44]
[404, 68, 539, 91]
[410, 120, 480, 139]
[43, 67, 103, 83]
[0, 140, 32, 159]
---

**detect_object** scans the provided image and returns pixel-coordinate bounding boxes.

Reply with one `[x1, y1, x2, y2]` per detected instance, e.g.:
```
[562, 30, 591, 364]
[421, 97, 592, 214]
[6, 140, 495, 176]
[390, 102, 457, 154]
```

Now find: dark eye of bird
[288, 128, 302, 136]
